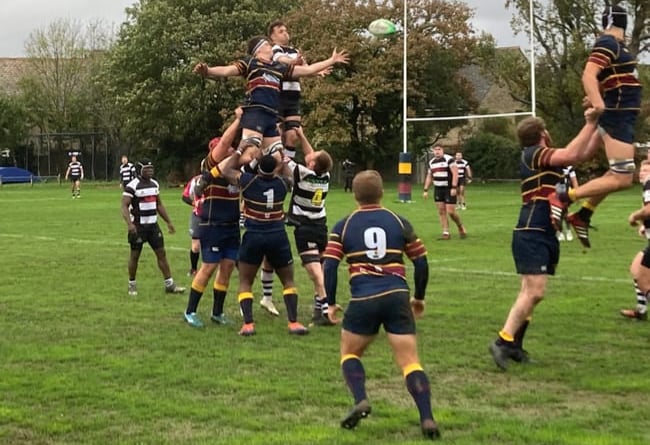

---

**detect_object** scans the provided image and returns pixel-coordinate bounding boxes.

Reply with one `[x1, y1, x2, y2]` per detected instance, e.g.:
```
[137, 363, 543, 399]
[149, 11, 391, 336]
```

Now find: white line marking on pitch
[0, 233, 631, 283]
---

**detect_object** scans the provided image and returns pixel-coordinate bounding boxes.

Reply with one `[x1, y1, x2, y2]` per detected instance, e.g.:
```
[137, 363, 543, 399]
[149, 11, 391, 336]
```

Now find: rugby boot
[566, 212, 592, 249]
[620, 309, 648, 321]
[340, 399, 371, 429]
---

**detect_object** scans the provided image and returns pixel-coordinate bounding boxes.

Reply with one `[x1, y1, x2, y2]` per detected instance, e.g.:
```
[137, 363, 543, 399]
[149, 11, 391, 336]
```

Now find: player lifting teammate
[549, 5, 642, 248]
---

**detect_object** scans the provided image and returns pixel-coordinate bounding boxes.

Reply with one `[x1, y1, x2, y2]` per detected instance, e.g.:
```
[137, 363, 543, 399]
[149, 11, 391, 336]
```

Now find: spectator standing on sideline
[622, 160, 650, 321]
[422, 146, 467, 240]
[342, 158, 355, 192]
[119, 155, 136, 189]
[181, 174, 203, 277]
[488, 109, 600, 371]
[549, 5, 642, 249]
[121, 160, 186, 296]
[323, 170, 440, 439]
[453, 152, 472, 210]
[65, 155, 84, 199]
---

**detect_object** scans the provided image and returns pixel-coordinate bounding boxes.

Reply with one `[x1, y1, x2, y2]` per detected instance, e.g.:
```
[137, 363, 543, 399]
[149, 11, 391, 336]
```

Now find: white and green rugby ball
[368, 18, 397, 36]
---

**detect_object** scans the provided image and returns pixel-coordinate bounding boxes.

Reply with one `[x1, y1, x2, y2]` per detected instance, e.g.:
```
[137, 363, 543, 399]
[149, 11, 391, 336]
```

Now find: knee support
[238, 136, 262, 152]
[300, 252, 321, 266]
[608, 158, 635, 174]
[282, 120, 301, 132]
[263, 140, 284, 156]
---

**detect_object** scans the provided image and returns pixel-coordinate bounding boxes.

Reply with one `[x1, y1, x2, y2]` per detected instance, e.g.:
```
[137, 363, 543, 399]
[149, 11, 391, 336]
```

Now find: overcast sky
[0, 0, 528, 57]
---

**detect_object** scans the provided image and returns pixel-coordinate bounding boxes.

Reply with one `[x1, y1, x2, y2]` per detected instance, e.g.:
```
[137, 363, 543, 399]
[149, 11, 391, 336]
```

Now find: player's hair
[517, 117, 546, 147]
[247, 36, 268, 56]
[353, 170, 383, 205]
[313, 150, 333, 176]
[267, 20, 286, 37]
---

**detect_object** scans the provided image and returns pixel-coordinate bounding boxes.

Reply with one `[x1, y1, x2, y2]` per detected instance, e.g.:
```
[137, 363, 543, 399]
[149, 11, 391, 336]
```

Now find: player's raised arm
[292, 48, 349, 77]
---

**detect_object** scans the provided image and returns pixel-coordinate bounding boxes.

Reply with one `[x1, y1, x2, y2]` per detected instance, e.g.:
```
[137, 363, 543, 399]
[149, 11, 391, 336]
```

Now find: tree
[105, 0, 491, 176]
[106, 0, 301, 177]
[0, 94, 29, 153]
[19, 18, 112, 133]
[284, 0, 485, 168]
[493, 0, 649, 147]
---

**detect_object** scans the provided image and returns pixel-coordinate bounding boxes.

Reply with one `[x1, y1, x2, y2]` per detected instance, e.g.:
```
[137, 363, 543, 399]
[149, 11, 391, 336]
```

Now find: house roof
[0, 58, 30, 95]
[459, 47, 529, 105]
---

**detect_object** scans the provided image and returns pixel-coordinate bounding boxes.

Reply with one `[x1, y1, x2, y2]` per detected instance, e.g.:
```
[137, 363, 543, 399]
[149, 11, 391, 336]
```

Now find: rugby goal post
[397, 0, 536, 202]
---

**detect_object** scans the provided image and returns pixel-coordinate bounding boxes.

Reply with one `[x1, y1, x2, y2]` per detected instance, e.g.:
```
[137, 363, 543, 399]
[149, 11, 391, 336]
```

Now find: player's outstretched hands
[193, 62, 209, 77]
[628, 210, 640, 227]
[167, 222, 176, 234]
[331, 48, 350, 65]
[410, 298, 425, 319]
[327, 303, 343, 324]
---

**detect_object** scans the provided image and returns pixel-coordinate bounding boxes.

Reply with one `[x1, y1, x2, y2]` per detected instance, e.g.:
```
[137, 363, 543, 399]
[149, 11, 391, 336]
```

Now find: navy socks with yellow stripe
[404, 365, 434, 423]
[341, 355, 367, 404]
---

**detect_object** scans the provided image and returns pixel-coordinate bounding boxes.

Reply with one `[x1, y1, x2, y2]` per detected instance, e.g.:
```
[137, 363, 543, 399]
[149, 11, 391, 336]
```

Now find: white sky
[0, 0, 527, 58]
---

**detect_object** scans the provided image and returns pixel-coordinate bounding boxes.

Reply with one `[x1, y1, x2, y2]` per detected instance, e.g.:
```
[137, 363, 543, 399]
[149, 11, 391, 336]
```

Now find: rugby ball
[368, 18, 397, 36]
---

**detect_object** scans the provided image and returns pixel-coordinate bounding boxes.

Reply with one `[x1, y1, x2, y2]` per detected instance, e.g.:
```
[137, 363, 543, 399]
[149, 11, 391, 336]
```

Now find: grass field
[1, 180, 649, 445]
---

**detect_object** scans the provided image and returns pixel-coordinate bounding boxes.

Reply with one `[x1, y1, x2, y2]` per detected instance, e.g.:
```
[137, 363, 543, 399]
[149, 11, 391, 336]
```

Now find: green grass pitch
[1, 181, 649, 444]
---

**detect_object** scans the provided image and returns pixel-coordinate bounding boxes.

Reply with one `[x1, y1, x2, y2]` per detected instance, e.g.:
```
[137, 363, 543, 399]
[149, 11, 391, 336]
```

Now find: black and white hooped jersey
[455, 159, 469, 179]
[428, 154, 455, 188]
[119, 162, 136, 185]
[287, 160, 329, 226]
[67, 161, 83, 177]
[271, 44, 301, 97]
[123, 177, 160, 226]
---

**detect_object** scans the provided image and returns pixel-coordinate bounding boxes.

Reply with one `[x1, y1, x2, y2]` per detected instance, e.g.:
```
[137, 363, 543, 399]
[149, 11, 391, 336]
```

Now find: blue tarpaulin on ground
[0, 167, 40, 184]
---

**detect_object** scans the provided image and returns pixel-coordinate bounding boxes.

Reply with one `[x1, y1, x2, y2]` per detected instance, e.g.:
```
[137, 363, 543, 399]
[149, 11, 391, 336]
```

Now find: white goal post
[401, 0, 536, 153]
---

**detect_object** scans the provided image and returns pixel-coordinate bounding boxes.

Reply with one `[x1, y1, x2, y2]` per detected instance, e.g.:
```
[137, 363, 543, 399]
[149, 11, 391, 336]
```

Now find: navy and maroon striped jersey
[323, 205, 427, 300]
[515, 145, 564, 231]
[240, 172, 290, 232]
[198, 177, 239, 225]
[233, 57, 294, 113]
[588, 34, 642, 111]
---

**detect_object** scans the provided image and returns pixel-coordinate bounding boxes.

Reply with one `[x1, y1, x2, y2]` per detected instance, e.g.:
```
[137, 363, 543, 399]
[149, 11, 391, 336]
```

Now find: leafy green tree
[0, 94, 29, 153]
[495, 0, 649, 147]
[284, 0, 484, 168]
[105, 0, 492, 176]
[462, 120, 520, 180]
[19, 18, 111, 133]
[106, 0, 301, 176]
